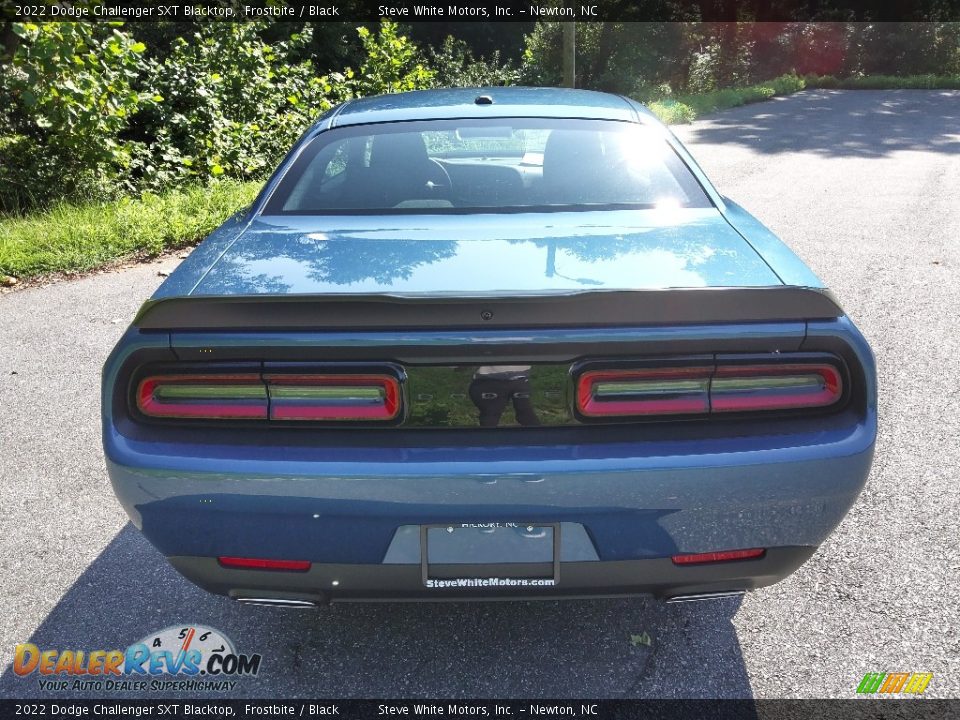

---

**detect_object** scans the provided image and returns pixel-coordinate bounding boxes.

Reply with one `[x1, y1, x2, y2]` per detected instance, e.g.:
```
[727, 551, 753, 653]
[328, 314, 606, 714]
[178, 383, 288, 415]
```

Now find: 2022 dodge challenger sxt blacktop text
[102, 87, 876, 607]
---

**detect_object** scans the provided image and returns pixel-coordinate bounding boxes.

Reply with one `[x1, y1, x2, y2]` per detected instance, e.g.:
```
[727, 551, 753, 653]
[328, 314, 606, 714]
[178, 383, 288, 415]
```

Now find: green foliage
[767, 73, 806, 95]
[0, 20, 438, 213]
[0, 22, 156, 212]
[644, 71, 960, 126]
[352, 21, 434, 95]
[805, 74, 960, 90]
[0, 181, 260, 279]
[427, 36, 522, 88]
[806, 73, 840, 89]
[523, 23, 718, 95]
[646, 100, 698, 125]
[845, 23, 960, 78]
[646, 74, 807, 125]
[0, 19, 452, 278]
[523, 21, 960, 97]
[519, 22, 562, 87]
[134, 22, 329, 189]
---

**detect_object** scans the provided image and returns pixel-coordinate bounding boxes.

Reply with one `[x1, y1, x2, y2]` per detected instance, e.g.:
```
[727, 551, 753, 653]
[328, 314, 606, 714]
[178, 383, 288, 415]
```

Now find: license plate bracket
[420, 522, 560, 588]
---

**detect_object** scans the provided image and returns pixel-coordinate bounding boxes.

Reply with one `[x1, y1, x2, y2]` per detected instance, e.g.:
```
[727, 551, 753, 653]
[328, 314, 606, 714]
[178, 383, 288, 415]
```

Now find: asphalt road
[1, 89, 958, 700]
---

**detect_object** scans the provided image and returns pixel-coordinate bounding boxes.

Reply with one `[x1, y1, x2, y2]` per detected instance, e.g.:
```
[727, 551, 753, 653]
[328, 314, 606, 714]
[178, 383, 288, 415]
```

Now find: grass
[646, 72, 960, 124]
[806, 73, 960, 90]
[647, 74, 807, 124]
[0, 180, 261, 281]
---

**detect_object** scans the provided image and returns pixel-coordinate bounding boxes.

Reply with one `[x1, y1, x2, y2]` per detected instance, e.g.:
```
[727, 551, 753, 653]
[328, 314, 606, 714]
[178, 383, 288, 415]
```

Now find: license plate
[420, 522, 560, 589]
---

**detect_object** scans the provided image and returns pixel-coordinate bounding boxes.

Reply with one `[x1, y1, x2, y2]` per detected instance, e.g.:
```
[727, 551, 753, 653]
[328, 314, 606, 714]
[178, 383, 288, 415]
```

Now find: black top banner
[3, 0, 960, 23]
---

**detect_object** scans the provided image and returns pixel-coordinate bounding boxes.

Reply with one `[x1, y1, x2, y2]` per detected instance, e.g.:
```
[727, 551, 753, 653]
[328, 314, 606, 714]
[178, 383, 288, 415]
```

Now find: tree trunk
[1, 22, 22, 64]
[591, 22, 616, 89]
[562, 23, 576, 88]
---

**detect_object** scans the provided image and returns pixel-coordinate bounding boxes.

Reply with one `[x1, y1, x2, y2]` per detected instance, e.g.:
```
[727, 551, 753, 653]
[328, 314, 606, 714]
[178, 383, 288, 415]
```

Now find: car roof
[325, 87, 656, 127]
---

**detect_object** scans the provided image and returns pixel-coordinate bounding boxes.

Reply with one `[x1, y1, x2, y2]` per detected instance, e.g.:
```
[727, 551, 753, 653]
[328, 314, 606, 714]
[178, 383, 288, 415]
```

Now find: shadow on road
[2, 525, 753, 699]
[684, 89, 960, 158]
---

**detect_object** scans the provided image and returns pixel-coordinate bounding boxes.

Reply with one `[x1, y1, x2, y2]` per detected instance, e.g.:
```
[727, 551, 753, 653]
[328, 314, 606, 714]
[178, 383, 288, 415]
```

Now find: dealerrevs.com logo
[13, 625, 261, 692]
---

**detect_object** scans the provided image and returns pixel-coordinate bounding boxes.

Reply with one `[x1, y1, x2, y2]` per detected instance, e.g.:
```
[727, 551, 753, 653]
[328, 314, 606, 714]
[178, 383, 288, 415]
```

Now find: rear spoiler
[133, 287, 843, 331]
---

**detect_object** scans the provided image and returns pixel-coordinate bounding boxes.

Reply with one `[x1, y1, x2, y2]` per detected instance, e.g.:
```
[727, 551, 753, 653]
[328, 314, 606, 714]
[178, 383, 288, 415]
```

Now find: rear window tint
[265, 118, 712, 215]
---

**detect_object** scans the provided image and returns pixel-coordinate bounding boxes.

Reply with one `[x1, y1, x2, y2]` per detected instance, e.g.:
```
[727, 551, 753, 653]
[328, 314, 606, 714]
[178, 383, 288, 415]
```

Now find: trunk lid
[190, 209, 783, 297]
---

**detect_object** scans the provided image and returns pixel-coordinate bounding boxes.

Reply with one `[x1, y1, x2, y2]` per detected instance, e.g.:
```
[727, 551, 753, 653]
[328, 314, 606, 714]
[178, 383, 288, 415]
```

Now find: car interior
[276, 125, 706, 212]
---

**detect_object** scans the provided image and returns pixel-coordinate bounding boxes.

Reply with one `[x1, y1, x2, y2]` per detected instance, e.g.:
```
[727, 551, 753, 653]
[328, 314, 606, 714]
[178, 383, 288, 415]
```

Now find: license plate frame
[420, 522, 561, 588]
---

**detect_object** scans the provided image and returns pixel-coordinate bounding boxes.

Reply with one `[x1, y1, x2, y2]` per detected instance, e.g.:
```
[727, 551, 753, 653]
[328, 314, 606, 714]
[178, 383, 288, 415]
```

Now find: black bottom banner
[1, 700, 957, 720]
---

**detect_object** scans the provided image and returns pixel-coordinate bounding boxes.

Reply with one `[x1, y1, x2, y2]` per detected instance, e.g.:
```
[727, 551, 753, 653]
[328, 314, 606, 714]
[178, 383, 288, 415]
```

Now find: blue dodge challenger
[102, 88, 876, 607]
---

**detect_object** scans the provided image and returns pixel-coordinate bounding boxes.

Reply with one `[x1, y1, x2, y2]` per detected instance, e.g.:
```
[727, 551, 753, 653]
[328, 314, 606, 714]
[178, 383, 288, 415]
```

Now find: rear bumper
[169, 546, 816, 602]
[105, 415, 874, 599]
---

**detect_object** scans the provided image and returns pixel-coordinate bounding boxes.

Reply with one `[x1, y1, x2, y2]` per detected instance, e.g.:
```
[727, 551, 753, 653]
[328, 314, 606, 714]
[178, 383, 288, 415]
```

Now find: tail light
[577, 367, 711, 418]
[265, 374, 400, 421]
[137, 375, 268, 419]
[576, 358, 844, 419]
[135, 369, 401, 423]
[710, 363, 842, 412]
[672, 548, 766, 565]
[135, 356, 843, 425]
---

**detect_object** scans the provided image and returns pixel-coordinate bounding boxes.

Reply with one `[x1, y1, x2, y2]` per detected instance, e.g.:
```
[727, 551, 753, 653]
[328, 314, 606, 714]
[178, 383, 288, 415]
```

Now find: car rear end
[101, 92, 876, 605]
[102, 289, 875, 606]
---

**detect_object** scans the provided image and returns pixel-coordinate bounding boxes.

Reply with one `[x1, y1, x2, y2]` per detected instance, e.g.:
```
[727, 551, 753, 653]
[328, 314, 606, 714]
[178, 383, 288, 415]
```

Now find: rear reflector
[672, 548, 766, 565]
[265, 374, 400, 421]
[710, 363, 842, 412]
[137, 375, 268, 420]
[577, 367, 712, 418]
[218, 556, 311, 572]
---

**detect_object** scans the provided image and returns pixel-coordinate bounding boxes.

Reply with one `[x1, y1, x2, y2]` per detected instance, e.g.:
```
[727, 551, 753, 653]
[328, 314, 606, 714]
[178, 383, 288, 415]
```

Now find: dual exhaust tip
[665, 590, 745, 604]
[235, 597, 320, 609]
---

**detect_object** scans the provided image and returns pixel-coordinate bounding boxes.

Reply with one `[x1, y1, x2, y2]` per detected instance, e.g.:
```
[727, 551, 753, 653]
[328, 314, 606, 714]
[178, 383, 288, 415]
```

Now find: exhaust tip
[665, 590, 745, 604]
[235, 597, 318, 609]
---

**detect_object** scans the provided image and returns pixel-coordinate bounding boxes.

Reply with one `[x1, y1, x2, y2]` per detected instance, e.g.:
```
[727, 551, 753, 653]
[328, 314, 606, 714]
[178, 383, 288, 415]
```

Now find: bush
[133, 22, 329, 190]
[646, 99, 697, 124]
[126, 20, 436, 190]
[645, 74, 807, 124]
[805, 73, 840, 88]
[645, 71, 960, 126]
[0, 22, 156, 212]
[0, 20, 437, 214]
[351, 22, 435, 95]
[427, 36, 521, 88]
[893, 74, 959, 88]
[805, 74, 960, 90]
[768, 73, 806, 95]
[521, 23, 689, 94]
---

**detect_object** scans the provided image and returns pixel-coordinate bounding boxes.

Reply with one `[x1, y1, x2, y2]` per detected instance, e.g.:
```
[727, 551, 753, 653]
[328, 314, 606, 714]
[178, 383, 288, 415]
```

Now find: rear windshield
[264, 118, 712, 215]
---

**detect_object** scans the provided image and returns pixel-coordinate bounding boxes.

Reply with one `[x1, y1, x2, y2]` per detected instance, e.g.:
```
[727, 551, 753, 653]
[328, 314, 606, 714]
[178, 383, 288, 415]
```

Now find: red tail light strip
[672, 548, 766, 565]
